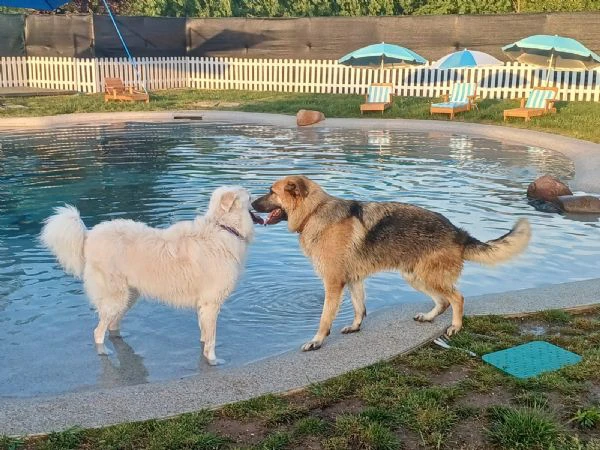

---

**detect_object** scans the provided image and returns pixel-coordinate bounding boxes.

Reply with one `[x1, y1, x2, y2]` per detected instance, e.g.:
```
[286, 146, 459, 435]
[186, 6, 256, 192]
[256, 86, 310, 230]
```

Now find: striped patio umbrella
[431, 49, 502, 95]
[502, 34, 600, 83]
[338, 42, 427, 70]
[432, 49, 502, 69]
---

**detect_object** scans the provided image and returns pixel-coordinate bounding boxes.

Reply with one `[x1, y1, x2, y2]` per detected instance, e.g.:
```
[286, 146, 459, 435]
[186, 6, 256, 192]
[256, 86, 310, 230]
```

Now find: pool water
[1, 122, 598, 397]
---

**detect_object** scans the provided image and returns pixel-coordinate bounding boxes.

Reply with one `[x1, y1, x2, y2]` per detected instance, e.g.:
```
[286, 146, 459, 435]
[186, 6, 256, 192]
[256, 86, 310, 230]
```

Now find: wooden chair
[360, 83, 394, 115]
[430, 82, 477, 119]
[104, 78, 149, 103]
[503, 86, 558, 121]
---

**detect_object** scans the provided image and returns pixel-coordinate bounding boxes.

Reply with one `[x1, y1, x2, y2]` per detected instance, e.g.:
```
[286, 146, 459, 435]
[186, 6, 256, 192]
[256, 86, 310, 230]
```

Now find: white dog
[40, 186, 262, 365]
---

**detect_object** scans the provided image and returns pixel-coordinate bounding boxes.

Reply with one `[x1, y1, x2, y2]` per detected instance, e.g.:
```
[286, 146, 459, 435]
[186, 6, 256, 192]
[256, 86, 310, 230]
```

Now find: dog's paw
[445, 325, 462, 336]
[95, 343, 112, 356]
[301, 340, 322, 351]
[108, 329, 122, 338]
[341, 325, 361, 334]
[413, 313, 432, 322]
[206, 358, 225, 366]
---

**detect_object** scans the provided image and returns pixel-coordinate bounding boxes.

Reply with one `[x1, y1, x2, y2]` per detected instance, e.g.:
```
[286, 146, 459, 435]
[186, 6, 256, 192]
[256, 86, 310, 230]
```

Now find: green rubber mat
[482, 341, 582, 379]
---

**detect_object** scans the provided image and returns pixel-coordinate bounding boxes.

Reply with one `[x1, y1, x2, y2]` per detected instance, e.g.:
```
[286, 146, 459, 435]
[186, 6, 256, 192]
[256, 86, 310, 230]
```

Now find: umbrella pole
[101, 0, 147, 94]
[545, 52, 554, 86]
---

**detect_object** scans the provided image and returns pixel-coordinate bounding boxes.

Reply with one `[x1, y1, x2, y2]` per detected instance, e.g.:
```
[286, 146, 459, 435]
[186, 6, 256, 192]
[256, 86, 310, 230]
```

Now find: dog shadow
[97, 334, 149, 388]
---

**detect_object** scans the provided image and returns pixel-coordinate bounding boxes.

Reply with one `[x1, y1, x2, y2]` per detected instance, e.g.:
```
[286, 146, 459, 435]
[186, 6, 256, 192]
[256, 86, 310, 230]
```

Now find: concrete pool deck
[1, 111, 599, 436]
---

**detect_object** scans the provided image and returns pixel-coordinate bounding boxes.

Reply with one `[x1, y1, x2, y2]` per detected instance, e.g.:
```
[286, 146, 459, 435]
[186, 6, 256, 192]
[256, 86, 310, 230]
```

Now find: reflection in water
[1, 122, 598, 397]
[448, 136, 474, 161]
[528, 199, 563, 214]
[367, 130, 391, 147]
[562, 213, 600, 223]
[98, 335, 149, 388]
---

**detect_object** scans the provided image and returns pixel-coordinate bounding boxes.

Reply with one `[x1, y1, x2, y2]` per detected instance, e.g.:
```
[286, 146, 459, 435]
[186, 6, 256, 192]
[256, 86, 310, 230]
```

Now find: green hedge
[4, 0, 600, 16]
[125, 0, 600, 16]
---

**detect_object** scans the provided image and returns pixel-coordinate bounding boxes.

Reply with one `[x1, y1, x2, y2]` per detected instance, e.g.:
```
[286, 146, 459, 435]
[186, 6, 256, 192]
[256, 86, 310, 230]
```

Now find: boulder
[527, 175, 572, 203]
[557, 195, 600, 214]
[296, 109, 325, 126]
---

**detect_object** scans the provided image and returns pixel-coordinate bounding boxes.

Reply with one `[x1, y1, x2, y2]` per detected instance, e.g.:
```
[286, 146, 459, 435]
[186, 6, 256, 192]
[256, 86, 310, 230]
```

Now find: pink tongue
[265, 210, 282, 226]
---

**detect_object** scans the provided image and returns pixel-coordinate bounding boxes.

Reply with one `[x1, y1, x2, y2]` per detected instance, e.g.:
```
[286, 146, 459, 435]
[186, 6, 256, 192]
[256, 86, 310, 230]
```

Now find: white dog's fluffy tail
[40, 205, 87, 278]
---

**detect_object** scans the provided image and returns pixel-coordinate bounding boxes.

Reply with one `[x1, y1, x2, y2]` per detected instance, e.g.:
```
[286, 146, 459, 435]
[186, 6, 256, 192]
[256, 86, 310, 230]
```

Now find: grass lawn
[3, 308, 600, 449]
[1, 89, 600, 143]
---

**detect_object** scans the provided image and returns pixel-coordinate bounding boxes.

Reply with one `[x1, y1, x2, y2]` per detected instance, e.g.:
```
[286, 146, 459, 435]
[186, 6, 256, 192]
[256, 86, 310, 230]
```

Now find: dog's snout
[252, 194, 272, 213]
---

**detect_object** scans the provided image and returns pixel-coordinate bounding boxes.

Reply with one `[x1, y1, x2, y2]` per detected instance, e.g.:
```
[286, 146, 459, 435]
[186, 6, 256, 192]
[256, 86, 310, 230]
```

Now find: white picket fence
[1, 56, 599, 101]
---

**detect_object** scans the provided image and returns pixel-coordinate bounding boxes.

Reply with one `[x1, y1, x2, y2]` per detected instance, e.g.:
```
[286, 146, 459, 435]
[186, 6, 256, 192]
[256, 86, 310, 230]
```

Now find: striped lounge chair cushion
[367, 85, 391, 103]
[449, 82, 475, 103]
[525, 89, 556, 109]
[431, 101, 469, 109]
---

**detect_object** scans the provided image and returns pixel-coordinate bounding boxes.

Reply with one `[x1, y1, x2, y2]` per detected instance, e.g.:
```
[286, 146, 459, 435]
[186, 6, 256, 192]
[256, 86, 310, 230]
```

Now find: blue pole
[101, 0, 147, 93]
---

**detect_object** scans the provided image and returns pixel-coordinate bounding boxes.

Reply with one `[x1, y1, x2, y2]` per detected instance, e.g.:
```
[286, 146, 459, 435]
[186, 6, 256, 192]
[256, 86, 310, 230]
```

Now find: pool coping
[1, 111, 599, 436]
[1, 110, 599, 192]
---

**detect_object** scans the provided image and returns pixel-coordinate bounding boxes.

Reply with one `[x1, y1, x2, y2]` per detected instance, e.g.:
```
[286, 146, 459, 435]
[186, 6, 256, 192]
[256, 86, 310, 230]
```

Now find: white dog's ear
[220, 191, 237, 212]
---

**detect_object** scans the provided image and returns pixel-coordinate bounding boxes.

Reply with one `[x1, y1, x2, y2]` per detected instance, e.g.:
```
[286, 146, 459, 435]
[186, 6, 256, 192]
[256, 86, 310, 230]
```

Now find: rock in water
[557, 195, 600, 214]
[527, 175, 572, 203]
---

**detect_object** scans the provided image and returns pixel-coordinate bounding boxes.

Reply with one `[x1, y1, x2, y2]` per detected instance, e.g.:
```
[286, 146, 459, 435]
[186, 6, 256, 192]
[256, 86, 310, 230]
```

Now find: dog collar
[219, 224, 246, 241]
[296, 201, 327, 234]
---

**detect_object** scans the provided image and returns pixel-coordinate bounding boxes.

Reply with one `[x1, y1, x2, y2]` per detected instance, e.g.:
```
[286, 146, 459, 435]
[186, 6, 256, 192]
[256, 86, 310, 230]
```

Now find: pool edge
[1, 278, 599, 436]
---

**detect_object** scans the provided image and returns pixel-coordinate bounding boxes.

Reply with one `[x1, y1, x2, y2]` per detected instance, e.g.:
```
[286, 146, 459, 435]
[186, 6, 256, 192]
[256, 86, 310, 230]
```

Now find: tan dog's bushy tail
[464, 218, 531, 266]
[40, 205, 87, 278]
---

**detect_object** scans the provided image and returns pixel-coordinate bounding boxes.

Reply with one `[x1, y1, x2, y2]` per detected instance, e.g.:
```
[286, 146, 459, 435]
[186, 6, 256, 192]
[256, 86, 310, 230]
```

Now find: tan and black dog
[252, 175, 531, 351]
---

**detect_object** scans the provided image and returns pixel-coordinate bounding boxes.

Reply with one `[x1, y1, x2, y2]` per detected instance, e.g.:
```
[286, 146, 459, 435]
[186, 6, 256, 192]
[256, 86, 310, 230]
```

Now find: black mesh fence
[0, 14, 26, 56]
[25, 14, 94, 57]
[94, 16, 186, 57]
[0, 12, 598, 60]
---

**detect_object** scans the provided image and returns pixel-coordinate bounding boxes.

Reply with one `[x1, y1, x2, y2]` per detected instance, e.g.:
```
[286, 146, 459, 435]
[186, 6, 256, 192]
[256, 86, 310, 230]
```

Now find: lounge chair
[430, 82, 477, 119]
[360, 83, 394, 115]
[104, 78, 149, 103]
[503, 86, 558, 121]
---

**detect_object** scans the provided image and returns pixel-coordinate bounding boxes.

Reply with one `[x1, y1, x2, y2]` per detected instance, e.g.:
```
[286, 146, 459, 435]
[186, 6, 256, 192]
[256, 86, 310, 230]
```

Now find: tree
[281, 0, 333, 16]
[62, 0, 134, 13]
[413, 0, 512, 14]
[521, 0, 600, 11]
[99, 0, 234, 17]
[332, 0, 396, 16]
[396, 0, 427, 14]
[235, 0, 280, 17]
[3, 0, 600, 17]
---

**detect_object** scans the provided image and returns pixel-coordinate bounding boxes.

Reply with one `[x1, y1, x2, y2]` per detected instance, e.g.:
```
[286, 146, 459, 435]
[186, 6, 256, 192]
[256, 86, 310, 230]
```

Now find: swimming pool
[1, 121, 598, 397]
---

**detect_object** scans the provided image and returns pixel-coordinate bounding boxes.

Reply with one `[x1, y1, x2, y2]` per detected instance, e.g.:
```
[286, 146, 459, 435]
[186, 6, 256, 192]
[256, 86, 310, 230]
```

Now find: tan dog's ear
[220, 191, 237, 212]
[284, 178, 308, 198]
